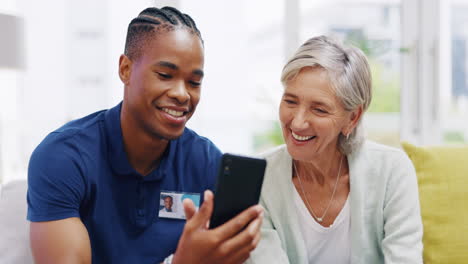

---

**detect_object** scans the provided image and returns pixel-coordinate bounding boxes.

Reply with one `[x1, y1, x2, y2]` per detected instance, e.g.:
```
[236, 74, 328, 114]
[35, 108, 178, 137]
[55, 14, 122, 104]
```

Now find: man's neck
[120, 109, 169, 176]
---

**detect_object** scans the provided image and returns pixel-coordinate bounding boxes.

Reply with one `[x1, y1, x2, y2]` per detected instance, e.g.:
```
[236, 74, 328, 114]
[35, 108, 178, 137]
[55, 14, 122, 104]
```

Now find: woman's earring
[346, 133, 350, 140]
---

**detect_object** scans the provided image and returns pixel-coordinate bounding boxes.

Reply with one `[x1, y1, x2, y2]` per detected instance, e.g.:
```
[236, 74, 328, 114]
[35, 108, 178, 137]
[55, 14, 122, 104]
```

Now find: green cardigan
[246, 141, 423, 264]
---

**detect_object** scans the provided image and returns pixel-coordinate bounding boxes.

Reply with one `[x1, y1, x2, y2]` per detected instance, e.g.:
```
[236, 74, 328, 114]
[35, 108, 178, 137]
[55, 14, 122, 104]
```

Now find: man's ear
[119, 54, 132, 85]
[343, 105, 364, 135]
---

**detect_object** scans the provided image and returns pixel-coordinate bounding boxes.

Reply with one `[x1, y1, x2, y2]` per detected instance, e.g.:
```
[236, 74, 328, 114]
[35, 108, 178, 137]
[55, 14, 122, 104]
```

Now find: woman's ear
[119, 54, 132, 85]
[343, 105, 363, 135]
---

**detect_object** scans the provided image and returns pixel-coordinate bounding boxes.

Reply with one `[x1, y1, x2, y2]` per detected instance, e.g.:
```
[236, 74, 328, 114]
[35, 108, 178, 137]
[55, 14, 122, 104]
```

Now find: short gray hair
[281, 35, 372, 155]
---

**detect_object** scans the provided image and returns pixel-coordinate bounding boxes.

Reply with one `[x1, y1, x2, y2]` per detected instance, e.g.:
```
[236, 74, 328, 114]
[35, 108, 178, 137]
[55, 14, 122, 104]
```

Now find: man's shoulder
[180, 127, 213, 143]
[171, 128, 222, 188]
[55, 109, 107, 137]
[31, 109, 108, 162]
[179, 127, 221, 154]
[47, 110, 106, 142]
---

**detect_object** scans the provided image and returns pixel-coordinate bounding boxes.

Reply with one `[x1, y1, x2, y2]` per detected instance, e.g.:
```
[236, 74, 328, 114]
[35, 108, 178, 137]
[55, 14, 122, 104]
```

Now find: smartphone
[209, 153, 267, 229]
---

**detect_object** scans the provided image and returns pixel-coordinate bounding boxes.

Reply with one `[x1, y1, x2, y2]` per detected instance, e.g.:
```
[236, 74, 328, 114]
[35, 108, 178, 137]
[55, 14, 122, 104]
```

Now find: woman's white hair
[281, 35, 372, 155]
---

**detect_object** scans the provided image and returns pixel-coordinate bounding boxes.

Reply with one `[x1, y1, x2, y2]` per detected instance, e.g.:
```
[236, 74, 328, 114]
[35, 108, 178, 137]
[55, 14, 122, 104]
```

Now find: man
[159, 195, 176, 220]
[27, 6, 263, 264]
[162, 196, 174, 213]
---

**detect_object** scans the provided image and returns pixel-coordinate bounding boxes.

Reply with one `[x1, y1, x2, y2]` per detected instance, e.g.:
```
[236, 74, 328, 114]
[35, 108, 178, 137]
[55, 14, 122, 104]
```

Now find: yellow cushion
[402, 142, 468, 264]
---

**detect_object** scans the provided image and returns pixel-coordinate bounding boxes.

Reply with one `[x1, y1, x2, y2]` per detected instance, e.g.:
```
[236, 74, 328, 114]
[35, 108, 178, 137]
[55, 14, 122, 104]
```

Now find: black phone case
[209, 153, 267, 229]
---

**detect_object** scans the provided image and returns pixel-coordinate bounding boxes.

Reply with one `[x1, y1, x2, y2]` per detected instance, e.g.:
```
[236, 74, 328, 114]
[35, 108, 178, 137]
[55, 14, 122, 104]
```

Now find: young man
[27, 6, 263, 264]
[162, 196, 174, 212]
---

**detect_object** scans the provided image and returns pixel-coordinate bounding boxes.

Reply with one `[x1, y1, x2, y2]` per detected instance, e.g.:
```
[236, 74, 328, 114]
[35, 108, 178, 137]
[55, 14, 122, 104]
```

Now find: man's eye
[157, 72, 172, 79]
[189, 81, 201, 87]
[315, 108, 327, 114]
[284, 99, 296, 104]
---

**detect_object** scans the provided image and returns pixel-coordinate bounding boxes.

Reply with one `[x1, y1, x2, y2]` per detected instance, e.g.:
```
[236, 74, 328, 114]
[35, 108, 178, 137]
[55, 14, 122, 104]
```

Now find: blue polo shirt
[27, 103, 222, 263]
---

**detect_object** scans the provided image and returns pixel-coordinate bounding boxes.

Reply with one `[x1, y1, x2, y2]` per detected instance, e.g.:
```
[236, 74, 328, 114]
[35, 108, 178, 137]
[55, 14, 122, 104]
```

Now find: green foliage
[344, 32, 400, 113]
[367, 60, 400, 113]
[253, 121, 284, 152]
[444, 131, 465, 143]
[344, 30, 391, 57]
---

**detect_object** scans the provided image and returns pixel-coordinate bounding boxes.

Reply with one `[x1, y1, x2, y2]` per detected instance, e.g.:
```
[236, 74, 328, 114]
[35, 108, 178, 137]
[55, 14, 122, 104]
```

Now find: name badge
[159, 190, 201, 220]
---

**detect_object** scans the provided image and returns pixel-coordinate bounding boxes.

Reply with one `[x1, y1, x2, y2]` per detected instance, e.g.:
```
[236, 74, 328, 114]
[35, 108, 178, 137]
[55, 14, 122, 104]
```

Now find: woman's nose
[290, 109, 310, 130]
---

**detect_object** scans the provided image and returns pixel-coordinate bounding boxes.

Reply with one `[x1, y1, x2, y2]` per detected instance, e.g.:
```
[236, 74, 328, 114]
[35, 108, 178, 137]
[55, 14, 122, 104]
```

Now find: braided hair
[124, 6, 202, 60]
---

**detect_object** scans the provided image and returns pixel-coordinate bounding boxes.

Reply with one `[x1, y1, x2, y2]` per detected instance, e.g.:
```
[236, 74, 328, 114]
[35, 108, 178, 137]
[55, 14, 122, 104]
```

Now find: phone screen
[209, 153, 266, 229]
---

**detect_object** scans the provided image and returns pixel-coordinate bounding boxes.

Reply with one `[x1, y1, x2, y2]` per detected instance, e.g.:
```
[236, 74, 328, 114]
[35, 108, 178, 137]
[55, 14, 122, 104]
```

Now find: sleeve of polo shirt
[205, 142, 222, 191]
[27, 135, 87, 222]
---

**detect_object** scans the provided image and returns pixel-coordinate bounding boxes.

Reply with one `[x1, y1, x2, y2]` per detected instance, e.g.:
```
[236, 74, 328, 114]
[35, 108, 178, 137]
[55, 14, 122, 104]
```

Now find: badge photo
[159, 191, 201, 220]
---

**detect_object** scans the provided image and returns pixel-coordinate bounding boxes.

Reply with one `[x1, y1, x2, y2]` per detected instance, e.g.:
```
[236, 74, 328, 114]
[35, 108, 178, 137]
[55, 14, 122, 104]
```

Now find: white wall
[7, 0, 270, 182]
[181, 0, 285, 154]
[1, 0, 153, 183]
[3, 0, 468, 183]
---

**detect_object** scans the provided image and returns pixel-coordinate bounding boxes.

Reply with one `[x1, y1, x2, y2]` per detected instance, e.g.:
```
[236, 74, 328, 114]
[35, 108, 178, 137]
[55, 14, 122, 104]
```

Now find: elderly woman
[247, 36, 423, 264]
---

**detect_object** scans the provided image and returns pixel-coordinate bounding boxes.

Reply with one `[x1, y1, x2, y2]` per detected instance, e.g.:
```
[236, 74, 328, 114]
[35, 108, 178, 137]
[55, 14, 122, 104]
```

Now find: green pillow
[402, 142, 468, 264]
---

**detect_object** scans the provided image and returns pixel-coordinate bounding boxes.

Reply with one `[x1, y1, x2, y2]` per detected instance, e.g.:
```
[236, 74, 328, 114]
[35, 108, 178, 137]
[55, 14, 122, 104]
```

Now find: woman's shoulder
[351, 140, 415, 183]
[258, 144, 288, 161]
[255, 145, 292, 212]
[362, 140, 401, 152]
[256, 145, 291, 185]
[358, 140, 409, 163]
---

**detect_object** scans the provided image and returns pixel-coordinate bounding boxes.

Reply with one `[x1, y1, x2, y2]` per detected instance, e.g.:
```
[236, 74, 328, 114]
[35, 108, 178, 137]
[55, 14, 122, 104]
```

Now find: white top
[246, 141, 423, 264]
[293, 187, 351, 264]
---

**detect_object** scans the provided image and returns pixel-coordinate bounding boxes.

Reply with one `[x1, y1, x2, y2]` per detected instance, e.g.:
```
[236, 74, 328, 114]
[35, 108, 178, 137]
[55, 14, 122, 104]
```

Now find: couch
[0, 142, 467, 263]
[402, 142, 468, 264]
[0, 180, 33, 263]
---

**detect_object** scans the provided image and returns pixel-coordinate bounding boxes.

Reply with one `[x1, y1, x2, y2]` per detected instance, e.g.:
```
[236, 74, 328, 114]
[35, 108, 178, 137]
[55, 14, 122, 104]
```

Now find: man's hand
[172, 190, 263, 264]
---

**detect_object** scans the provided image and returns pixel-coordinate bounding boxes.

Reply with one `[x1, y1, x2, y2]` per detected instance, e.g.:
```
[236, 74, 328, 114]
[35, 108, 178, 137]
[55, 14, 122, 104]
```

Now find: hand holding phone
[172, 190, 263, 264]
[172, 154, 266, 264]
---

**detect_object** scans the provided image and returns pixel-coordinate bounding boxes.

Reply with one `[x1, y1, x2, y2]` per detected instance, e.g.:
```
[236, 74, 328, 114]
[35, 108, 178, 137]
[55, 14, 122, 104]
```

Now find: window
[299, 0, 402, 147]
[443, 0, 468, 143]
[183, 0, 286, 153]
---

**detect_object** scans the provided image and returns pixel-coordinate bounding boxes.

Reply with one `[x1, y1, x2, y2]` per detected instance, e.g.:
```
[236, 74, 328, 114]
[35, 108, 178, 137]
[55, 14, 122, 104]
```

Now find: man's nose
[168, 81, 190, 104]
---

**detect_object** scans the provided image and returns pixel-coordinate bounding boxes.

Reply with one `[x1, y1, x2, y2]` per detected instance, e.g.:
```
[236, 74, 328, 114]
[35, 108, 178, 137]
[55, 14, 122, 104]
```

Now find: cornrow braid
[124, 6, 202, 60]
[130, 16, 161, 26]
[163, 6, 194, 29]
[140, 7, 177, 25]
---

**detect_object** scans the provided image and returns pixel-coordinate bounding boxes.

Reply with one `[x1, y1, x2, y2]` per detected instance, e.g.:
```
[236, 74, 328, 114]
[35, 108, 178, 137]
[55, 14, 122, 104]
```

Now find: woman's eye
[157, 72, 172, 79]
[315, 108, 327, 114]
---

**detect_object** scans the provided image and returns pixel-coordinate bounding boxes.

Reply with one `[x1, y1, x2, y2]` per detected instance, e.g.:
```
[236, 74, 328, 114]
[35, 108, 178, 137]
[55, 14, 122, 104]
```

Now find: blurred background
[1, 0, 467, 184]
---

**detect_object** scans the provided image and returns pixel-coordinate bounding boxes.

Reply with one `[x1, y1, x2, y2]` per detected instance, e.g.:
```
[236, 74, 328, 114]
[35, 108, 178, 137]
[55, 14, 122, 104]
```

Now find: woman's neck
[294, 149, 346, 186]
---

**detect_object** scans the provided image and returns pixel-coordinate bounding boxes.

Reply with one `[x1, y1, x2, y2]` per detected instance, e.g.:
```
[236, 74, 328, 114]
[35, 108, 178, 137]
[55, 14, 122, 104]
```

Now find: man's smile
[161, 107, 186, 117]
